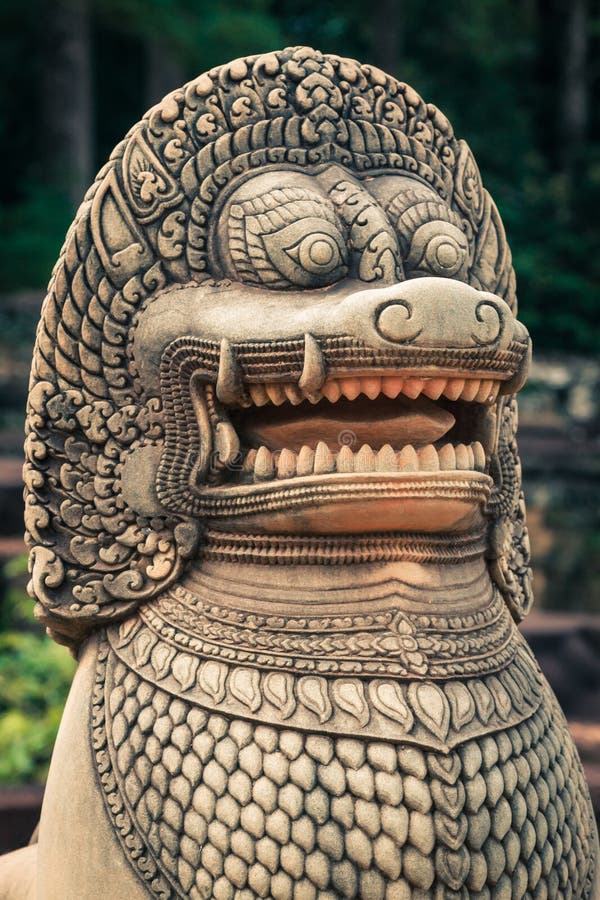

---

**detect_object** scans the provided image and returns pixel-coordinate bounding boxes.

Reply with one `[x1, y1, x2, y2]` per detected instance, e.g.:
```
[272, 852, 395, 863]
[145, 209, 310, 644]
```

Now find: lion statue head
[25, 46, 532, 648]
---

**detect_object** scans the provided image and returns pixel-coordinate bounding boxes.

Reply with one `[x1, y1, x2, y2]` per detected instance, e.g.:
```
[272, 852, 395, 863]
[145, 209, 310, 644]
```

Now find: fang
[216, 338, 249, 407]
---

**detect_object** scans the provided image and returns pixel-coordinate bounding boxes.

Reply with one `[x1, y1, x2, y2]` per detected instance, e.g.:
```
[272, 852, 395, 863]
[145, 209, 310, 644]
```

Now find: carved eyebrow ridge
[227, 186, 346, 288]
[319, 169, 403, 284]
[385, 187, 468, 254]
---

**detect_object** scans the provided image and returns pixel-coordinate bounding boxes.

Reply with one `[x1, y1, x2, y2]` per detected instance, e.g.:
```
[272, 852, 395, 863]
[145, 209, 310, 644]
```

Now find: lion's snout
[333, 277, 528, 358]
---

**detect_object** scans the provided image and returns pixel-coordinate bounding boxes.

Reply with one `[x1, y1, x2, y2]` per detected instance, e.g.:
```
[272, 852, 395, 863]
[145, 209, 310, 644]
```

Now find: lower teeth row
[242, 441, 486, 481]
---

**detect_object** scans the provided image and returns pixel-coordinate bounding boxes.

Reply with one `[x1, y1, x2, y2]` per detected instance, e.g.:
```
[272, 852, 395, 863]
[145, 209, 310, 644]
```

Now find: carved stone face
[131, 166, 529, 535]
[24, 47, 534, 644]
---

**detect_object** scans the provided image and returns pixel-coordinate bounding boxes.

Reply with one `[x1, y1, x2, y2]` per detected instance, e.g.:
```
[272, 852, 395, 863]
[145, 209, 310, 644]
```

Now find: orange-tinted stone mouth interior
[233, 394, 457, 453]
[200, 373, 499, 486]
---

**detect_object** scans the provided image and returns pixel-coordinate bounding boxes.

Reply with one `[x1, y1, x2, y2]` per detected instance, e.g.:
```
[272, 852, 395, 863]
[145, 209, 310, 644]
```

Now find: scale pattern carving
[93, 640, 597, 899]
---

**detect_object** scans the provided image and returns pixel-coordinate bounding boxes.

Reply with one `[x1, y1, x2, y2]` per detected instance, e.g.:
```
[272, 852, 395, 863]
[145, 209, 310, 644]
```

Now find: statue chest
[106, 584, 539, 748]
[88, 601, 598, 898]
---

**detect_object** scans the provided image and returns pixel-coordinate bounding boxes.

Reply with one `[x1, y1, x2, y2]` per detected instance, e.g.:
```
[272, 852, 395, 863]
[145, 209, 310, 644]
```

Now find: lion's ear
[487, 397, 534, 621]
[90, 167, 154, 287]
[24, 373, 201, 649]
[25, 141, 199, 649]
[454, 141, 517, 313]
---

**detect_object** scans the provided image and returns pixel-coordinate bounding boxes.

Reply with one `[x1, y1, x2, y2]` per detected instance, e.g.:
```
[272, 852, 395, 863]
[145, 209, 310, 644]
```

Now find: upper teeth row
[243, 441, 486, 481]
[247, 376, 501, 407]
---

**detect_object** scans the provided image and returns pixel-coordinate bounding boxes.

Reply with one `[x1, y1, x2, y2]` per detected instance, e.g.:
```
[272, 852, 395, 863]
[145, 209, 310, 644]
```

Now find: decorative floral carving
[108, 610, 539, 747]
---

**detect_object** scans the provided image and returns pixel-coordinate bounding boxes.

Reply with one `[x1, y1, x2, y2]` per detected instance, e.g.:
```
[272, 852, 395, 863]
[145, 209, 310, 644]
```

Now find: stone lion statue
[1, 46, 597, 898]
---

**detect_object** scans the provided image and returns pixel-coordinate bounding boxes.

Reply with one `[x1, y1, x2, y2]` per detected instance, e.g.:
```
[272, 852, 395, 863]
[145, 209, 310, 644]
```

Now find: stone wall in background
[519, 355, 600, 613]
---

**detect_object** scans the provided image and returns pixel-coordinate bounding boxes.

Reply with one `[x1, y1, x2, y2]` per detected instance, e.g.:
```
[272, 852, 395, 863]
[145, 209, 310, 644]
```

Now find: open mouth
[220, 374, 499, 483]
[155, 329, 528, 530]
[181, 363, 504, 532]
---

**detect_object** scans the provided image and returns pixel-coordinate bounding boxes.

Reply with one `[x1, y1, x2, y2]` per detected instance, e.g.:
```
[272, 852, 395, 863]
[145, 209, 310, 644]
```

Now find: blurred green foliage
[0, 0, 599, 350]
[97, 0, 285, 68]
[0, 184, 73, 295]
[0, 556, 76, 784]
[540, 494, 600, 613]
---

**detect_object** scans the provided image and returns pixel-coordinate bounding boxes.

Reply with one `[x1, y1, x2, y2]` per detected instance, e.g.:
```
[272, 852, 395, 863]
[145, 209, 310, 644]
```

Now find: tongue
[239, 395, 455, 452]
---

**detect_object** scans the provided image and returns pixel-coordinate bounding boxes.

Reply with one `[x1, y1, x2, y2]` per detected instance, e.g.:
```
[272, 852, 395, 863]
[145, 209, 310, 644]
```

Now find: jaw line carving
[151, 269, 530, 534]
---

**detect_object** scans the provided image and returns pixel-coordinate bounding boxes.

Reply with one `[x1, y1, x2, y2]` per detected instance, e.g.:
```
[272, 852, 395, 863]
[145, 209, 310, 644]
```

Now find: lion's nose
[376, 302, 424, 344]
[339, 277, 522, 353]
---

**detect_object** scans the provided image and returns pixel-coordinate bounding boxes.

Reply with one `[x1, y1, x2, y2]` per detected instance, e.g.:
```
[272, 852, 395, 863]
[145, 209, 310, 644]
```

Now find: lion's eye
[227, 188, 348, 290]
[422, 234, 466, 276]
[384, 187, 471, 281]
[260, 220, 348, 288]
[289, 234, 339, 272]
[406, 222, 469, 280]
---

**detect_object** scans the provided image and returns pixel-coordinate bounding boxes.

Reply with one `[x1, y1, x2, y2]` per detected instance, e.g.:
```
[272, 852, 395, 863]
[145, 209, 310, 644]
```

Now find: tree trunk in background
[42, 0, 92, 208]
[145, 40, 185, 110]
[370, 0, 402, 77]
[560, 0, 588, 188]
